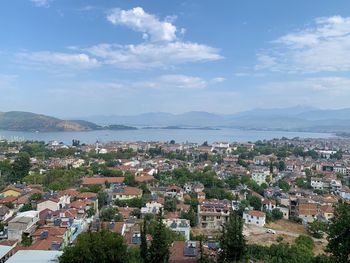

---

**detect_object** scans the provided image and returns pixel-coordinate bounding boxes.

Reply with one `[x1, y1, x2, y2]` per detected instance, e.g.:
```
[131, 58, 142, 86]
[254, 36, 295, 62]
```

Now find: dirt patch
[246, 233, 295, 247]
[266, 219, 308, 235]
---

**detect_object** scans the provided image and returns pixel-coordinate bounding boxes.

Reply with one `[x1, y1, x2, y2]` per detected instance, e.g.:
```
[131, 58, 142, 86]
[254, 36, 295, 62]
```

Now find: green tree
[247, 195, 262, 211]
[308, 220, 327, 238]
[97, 191, 108, 209]
[59, 229, 128, 263]
[218, 209, 246, 262]
[140, 219, 148, 263]
[164, 197, 176, 212]
[21, 233, 32, 246]
[30, 193, 42, 201]
[271, 208, 284, 221]
[180, 208, 197, 227]
[278, 160, 286, 171]
[327, 202, 350, 263]
[148, 209, 170, 263]
[125, 172, 137, 187]
[278, 179, 290, 192]
[19, 203, 33, 212]
[11, 152, 31, 181]
[100, 207, 119, 221]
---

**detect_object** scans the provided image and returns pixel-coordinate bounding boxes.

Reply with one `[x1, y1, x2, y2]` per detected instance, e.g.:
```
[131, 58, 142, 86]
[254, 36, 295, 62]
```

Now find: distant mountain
[4, 107, 350, 133]
[0, 111, 137, 132]
[83, 111, 224, 126]
[296, 108, 350, 120]
[80, 107, 350, 133]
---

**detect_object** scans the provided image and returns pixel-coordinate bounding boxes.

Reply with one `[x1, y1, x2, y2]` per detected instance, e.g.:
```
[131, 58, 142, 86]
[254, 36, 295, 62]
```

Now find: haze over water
[0, 128, 334, 145]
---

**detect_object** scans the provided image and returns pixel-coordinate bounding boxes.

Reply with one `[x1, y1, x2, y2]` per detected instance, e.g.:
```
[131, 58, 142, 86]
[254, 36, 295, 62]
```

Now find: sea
[0, 128, 335, 145]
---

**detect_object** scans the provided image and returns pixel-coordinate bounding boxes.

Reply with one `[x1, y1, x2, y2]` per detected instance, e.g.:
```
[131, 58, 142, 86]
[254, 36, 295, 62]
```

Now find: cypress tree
[218, 208, 246, 262]
[140, 219, 148, 262]
[148, 209, 170, 263]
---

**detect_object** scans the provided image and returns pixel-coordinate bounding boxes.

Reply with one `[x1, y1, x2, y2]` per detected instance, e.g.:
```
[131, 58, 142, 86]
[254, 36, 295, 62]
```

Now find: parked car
[266, 228, 276, 234]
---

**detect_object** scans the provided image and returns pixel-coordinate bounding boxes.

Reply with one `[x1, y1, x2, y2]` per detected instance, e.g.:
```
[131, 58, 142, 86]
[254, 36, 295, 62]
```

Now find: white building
[310, 177, 324, 190]
[163, 218, 191, 241]
[7, 211, 39, 241]
[251, 170, 270, 185]
[339, 187, 350, 201]
[243, 210, 266, 227]
[141, 201, 163, 216]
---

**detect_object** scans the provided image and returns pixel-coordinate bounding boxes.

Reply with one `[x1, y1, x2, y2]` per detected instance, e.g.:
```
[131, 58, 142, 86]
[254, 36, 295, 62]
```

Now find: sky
[1, 0, 350, 117]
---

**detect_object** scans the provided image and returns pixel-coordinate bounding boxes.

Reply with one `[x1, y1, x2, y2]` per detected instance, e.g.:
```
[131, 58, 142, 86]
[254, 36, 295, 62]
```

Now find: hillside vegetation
[0, 111, 136, 132]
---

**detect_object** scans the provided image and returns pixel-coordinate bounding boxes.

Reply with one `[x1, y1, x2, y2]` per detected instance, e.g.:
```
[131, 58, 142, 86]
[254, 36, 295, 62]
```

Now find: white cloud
[17, 7, 222, 72]
[107, 7, 177, 42]
[210, 77, 226, 83]
[85, 42, 222, 69]
[140, 74, 208, 89]
[256, 16, 350, 73]
[31, 0, 52, 7]
[261, 77, 350, 96]
[17, 51, 100, 71]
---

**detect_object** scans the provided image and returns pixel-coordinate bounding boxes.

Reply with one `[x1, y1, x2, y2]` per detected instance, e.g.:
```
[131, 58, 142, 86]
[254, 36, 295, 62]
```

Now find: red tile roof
[81, 177, 124, 186]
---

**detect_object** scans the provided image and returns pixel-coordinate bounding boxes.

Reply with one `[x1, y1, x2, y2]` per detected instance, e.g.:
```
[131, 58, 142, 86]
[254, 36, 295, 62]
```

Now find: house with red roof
[243, 210, 266, 227]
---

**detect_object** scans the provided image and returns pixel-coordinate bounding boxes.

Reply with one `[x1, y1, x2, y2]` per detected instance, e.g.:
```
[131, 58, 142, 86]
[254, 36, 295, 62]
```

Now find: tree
[327, 202, 350, 263]
[271, 208, 284, 221]
[278, 160, 286, 171]
[218, 209, 246, 262]
[181, 208, 197, 227]
[30, 193, 42, 201]
[97, 191, 108, 209]
[247, 195, 262, 211]
[72, 139, 80, 147]
[21, 233, 32, 246]
[308, 220, 327, 238]
[140, 219, 148, 262]
[164, 197, 176, 212]
[269, 160, 274, 174]
[277, 179, 290, 192]
[124, 172, 137, 187]
[148, 209, 170, 263]
[100, 207, 119, 221]
[19, 203, 33, 212]
[59, 229, 128, 263]
[11, 152, 31, 181]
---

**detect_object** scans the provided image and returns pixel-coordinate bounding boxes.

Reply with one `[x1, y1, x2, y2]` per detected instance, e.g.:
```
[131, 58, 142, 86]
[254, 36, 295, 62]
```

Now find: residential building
[243, 210, 266, 227]
[7, 211, 39, 241]
[251, 169, 271, 185]
[198, 199, 230, 230]
[111, 187, 142, 201]
[164, 219, 191, 241]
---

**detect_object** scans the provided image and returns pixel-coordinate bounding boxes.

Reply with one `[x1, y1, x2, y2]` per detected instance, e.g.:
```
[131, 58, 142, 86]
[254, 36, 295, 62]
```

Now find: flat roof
[6, 250, 62, 263]
[0, 245, 13, 259]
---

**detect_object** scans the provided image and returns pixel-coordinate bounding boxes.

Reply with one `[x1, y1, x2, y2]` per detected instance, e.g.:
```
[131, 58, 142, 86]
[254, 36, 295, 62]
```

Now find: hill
[80, 107, 350, 133]
[0, 111, 100, 132]
[0, 111, 136, 132]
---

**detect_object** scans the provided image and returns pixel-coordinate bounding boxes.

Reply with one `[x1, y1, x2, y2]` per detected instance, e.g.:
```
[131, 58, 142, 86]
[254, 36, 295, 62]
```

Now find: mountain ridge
[0, 111, 136, 132]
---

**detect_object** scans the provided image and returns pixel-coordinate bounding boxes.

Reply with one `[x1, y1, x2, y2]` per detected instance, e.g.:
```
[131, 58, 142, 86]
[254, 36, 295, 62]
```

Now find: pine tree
[140, 219, 148, 263]
[327, 201, 350, 263]
[148, 209, 170, 263]
[218, 208, 246, 262]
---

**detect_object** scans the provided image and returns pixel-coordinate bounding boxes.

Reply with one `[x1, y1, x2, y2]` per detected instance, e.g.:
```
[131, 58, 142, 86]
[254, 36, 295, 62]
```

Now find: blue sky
[1, 0, 350, 117]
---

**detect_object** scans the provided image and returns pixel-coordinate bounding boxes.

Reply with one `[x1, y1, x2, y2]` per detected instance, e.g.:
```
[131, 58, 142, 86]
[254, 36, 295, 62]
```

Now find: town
[0, 137, 348, 262]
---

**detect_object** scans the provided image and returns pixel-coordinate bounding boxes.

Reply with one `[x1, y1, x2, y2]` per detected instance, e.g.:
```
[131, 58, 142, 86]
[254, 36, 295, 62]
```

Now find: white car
[266, 229, 276, 234]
